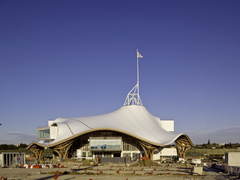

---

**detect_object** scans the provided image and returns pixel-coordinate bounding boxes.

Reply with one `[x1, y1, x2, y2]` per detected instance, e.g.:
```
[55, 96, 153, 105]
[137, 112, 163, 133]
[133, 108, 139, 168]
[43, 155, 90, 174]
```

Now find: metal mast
[124, 49, 143, 106]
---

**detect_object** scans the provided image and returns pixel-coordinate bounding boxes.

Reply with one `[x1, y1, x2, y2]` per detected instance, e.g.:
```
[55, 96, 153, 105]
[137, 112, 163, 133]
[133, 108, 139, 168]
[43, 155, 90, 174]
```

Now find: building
[27, 51, 193, 160]
[153, 147, 178, 161]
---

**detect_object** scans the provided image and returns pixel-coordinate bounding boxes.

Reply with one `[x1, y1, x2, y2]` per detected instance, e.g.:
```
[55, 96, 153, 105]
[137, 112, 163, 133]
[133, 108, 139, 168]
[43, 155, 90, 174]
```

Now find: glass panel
[37, 128, 50, 138]
[90, 139, 121, 150]
[82, 152, 86, 157]
[88, 152, 93, 157]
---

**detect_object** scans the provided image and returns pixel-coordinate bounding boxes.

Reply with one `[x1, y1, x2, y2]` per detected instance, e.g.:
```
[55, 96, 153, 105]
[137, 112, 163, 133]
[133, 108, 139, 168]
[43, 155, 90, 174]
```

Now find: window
[88, 152, 93, 157]
[82, 152, 86, 157]
[90, 138, 121, 150]
[37, 128, 50, 139]
[123, 138, 140, 151]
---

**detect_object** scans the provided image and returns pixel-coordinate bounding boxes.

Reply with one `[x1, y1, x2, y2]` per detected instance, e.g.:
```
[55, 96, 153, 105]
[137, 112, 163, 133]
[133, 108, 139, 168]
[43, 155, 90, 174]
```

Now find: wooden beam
[139, 141, 157, 160]
[53, 140, 74, 160]
[29, 148, 44, 160]
[175, 135, 193, 158]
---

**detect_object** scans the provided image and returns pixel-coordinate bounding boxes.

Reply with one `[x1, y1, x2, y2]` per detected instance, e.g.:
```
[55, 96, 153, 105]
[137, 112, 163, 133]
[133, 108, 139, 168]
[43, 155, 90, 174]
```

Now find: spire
[124, 50, 143, 106]
[124, 84, 142, 106]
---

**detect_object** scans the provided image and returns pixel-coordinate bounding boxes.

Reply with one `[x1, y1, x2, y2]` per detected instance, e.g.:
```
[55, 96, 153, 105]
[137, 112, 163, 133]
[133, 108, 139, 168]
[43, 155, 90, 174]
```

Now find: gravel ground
[0, 163, 232, 180]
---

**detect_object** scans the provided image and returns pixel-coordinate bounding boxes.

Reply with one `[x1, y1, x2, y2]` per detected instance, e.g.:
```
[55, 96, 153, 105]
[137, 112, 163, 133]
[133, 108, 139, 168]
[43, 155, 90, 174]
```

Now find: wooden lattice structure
[27, 144, 44, 160]
[52, 140, 74, 160]
[139, 141, 157, 160]
[175, 135, 193, 158]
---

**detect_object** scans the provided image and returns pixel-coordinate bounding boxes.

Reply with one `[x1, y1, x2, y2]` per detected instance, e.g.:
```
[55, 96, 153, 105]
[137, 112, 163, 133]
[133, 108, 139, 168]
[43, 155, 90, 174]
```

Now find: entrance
[113, 153, 121, 157]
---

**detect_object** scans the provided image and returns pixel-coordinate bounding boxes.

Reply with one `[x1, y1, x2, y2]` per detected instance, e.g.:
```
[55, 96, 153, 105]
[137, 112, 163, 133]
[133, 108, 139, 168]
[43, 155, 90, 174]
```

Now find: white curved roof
[40, 105, 184, 147]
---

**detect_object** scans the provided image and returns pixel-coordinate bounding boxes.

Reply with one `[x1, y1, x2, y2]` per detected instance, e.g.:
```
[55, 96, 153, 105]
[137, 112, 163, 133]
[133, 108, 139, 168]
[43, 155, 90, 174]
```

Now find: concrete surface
[193, 166, 203, 175]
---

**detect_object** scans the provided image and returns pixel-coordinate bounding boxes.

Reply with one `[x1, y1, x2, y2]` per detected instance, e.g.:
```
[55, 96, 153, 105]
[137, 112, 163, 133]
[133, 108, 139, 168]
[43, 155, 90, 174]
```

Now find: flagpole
[137, 49, 139, 105]
[124, 50, 143, 106]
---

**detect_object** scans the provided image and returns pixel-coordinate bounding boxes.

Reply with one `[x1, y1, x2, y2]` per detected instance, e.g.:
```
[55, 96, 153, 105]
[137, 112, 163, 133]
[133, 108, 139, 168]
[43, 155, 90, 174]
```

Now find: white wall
[48, 120, 55, 127]
[50, 126, 58, 139]
[0, 154, 2, 167]
[161, 120, 174, 132]
[225, 152, 240, 166]
[153, 148, 177, 160]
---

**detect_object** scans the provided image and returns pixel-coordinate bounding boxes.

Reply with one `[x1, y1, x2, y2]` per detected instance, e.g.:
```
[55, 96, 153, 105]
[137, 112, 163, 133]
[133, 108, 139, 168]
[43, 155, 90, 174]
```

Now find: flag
[137, 50, 143, 58]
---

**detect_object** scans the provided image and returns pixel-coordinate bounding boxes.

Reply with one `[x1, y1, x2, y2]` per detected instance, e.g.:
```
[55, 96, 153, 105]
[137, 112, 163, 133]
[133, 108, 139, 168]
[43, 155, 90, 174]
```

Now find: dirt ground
[0, 163, 233, 180]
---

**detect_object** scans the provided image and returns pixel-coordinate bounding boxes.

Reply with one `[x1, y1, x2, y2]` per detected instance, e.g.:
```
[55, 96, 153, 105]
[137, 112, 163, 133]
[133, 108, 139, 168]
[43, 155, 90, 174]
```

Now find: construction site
[1, 157, 238, 180]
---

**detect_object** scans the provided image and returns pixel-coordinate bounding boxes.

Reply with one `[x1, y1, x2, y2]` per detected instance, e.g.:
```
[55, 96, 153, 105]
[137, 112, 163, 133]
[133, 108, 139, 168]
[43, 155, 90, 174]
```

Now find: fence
[214, 164, 240, 176]
[98, 157, 131, 164]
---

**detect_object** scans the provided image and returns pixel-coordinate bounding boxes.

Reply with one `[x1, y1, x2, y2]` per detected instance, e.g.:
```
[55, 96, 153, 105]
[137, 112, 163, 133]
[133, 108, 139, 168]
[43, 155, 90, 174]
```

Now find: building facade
[27, 105, 193, 161]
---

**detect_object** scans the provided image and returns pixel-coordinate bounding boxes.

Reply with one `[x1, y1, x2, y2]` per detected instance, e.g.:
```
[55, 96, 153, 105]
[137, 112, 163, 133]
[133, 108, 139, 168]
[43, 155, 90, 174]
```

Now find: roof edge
[39, 127, 171, 148]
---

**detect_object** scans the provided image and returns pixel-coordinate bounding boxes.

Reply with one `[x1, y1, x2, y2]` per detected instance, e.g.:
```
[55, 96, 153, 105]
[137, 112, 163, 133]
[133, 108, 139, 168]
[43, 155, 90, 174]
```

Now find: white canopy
[39, 105, 184, 147]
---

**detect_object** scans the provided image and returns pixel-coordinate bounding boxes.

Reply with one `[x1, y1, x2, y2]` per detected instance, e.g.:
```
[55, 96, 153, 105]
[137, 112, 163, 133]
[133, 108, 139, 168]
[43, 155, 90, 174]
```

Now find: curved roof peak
[39, 105, 183, 147]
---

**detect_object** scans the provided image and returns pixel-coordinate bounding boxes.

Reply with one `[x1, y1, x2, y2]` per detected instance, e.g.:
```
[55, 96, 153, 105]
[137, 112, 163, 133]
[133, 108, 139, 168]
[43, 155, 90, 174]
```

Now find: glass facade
[37, 128, 50, 139]
[90, 138, 121, 150]
[123, 138, 140, 151]
[68, 131, 142, 159]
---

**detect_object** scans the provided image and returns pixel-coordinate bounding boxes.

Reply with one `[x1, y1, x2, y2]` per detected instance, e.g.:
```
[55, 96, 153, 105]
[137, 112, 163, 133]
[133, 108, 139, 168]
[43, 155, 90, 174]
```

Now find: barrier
[225, 166, 240, 176]
[215, 164, 240, 176]
[24, 164, 63, 169]
[98, 157, 131, 163]
[32, 165, 42, 168]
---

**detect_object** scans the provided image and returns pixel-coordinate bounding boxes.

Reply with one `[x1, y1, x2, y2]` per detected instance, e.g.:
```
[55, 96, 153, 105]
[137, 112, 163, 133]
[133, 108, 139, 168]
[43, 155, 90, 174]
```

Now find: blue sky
[0, 0, 240, 145]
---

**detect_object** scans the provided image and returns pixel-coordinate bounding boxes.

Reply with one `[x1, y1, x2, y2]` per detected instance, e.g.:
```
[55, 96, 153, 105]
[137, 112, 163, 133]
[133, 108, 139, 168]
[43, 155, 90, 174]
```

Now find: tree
[0, 144, 17, 150]
[18, 143, 28, 148]
[7, 144, 18, 150]
[0, 144, 8, 150]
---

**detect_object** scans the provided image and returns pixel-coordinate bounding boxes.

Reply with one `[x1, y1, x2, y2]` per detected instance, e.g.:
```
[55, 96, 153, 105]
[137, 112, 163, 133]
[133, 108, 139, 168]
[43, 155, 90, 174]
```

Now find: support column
[175, 135, 193, 159]
[30, 149, 44, 160]
[139, 141, 157, 160]
[176, 143, 189, 158]
[53, 140, 74, 160]
[7, 154, 9, 167]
